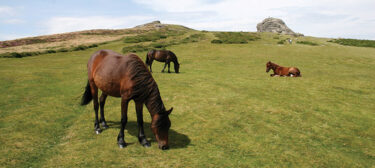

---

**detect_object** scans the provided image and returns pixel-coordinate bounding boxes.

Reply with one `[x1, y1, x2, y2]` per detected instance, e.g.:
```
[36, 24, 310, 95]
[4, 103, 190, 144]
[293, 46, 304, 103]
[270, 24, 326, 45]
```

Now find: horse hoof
[119, 143, 126, 148]
[102, 123, 109, 129]
[161, 145, 169, 150]
[118, 142, 126, 148]
[95, 129, 102, 134]
[142, 141, 151, 148]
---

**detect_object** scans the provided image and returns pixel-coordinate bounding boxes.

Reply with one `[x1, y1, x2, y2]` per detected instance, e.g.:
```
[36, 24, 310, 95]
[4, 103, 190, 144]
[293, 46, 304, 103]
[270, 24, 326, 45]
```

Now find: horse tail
[146, 50, 155, 65]
[297, 69, 302, 77]
[145, 51, 150, 65]
[145, 54, 149, 65]
[80, 80, 92, 105]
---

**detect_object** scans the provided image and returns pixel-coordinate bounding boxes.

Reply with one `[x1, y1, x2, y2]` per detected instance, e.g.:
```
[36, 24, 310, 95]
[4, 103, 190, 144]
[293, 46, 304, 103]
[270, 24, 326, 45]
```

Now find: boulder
[257, 17, 303, 36]
[135, 20, 165, 29]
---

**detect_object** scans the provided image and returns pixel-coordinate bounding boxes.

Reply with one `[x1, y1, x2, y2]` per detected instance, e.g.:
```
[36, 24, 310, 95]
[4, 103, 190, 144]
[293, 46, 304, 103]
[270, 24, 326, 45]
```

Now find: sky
[0, 0, 374, 41]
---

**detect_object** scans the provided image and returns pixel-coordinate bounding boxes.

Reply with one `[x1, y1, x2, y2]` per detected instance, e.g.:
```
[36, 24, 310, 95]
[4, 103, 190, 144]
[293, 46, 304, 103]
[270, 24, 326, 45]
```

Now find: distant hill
[0, 21, 192, 54]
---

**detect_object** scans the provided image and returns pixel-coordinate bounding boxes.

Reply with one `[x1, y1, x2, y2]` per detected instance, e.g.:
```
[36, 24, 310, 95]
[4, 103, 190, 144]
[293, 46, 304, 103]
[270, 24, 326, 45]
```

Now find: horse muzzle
[159, 145, 169, 150]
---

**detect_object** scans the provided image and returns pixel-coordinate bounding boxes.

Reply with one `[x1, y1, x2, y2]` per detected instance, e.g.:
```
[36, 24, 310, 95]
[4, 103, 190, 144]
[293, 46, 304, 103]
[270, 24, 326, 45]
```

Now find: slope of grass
[329, 38, 375, 48]
[0, 31, 374, 167]
[212, 32, 260, 44]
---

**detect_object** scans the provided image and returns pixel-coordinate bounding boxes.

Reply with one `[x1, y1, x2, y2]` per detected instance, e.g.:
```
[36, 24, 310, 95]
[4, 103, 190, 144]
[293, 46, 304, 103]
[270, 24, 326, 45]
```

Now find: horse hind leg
[118, 97, 129, 148]
[162, 63, 167, 73]
[99, 93, 108, 129]
[90, 81, 101, 134]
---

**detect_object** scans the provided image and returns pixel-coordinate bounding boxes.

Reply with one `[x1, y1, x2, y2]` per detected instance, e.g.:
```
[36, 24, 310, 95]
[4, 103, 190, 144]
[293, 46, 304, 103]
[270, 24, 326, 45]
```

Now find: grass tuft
[296, 41, 318, 46]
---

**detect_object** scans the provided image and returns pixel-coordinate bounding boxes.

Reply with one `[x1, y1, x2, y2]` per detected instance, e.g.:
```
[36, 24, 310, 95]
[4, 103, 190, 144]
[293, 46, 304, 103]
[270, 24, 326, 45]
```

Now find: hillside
[0, 21, 191, 55]
[0, 22, 374, 167]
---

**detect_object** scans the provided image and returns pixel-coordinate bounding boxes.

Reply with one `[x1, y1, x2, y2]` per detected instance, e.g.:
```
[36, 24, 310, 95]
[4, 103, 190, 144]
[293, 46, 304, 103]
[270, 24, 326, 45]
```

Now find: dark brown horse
[266, 61, 301, 77]
[80, 49, 172, 150]
[146, 49, 180, 73]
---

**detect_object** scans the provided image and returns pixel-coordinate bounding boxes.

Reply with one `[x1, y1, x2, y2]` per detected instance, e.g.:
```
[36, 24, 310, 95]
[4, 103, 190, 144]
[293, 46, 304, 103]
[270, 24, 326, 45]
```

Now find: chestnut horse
[146, 49, 180, 73]
[80, 49, 172, 150]
[266, 61, 301, 77]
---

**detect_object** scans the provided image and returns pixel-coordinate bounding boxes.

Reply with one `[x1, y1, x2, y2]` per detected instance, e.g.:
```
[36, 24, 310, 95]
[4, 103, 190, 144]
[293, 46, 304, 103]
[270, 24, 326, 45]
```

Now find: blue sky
[1, 0, 374, 41]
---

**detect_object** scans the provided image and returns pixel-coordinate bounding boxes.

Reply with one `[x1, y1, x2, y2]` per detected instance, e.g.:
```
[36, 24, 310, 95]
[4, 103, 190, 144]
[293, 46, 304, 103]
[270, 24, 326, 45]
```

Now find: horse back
[275, 66, 289, 75]
[153, 50, 176, 62]
[88, 50, 145, 97]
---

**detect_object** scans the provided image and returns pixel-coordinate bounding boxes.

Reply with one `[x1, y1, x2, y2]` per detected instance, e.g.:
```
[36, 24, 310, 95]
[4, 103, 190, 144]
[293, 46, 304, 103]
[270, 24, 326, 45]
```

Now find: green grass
[0, 31, 374, 167]
[123, 29, 185, 43]
[329, 38, 375, 48]
[121, 32, 207, 53]
[213, 32, 260, 44]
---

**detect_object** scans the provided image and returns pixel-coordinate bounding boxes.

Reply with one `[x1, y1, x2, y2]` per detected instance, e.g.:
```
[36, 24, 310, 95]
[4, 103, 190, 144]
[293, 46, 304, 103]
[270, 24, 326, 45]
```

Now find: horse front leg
[162, 63, 167, 73]
[99, 93, 108, 129]
[167, 62, 171, 73]
[135, 102, 151, 147]
[117, 97, 129, 148]
[90, 82, 101, 134]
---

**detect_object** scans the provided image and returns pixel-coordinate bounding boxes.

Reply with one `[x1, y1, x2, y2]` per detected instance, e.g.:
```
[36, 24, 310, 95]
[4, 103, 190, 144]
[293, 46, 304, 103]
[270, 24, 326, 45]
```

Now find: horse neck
[173, 57, 179, 64]
[271, 63, 279, 70]
[144, 87, 165, 116]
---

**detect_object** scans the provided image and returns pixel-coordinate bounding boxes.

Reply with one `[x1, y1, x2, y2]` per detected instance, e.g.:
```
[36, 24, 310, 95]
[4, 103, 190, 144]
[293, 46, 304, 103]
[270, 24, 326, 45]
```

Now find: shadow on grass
[105, 120, 190, 149]
[151, 71, 185, 74]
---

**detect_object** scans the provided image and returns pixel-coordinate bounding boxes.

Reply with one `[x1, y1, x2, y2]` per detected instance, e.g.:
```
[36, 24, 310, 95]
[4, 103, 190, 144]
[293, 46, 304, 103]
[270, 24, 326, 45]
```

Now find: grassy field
[0, 29, 374, 167]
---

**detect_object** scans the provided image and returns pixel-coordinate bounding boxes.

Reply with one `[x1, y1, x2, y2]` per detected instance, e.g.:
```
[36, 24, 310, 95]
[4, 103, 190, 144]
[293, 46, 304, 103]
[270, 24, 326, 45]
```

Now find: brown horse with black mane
[80, 49, 172, 150]
[146, 49, 180, 73]
[266, 61, 301, 77]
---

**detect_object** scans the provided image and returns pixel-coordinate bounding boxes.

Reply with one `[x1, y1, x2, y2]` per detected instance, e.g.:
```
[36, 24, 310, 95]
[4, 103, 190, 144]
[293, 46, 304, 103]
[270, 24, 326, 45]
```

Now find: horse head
[151, 107, 173, 150]
[174, 62, 180, 73]
[266, 61, 272, 73]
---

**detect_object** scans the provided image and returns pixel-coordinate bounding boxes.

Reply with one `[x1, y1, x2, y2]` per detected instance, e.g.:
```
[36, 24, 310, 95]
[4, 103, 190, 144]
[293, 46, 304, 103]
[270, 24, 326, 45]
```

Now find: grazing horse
[80, 49, 172, 150]
[146, 49, 180, 73]
[266, 61, 301, 77]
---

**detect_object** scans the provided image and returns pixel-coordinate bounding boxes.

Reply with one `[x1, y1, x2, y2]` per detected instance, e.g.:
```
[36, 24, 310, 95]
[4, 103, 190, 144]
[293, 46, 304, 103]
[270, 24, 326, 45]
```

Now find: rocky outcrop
[257, 17, 303, 36]
[134, 20, 165, 29]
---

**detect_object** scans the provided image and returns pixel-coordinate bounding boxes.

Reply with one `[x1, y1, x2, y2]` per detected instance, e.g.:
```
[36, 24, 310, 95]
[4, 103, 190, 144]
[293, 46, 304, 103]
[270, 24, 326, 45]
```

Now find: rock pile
[256, 17, 303, 36]
[134, 20, 165, 29]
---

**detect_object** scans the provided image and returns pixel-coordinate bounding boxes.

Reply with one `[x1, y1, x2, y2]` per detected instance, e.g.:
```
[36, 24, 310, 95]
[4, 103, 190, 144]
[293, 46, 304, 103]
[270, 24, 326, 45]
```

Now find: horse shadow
[105, 120, 191, 149]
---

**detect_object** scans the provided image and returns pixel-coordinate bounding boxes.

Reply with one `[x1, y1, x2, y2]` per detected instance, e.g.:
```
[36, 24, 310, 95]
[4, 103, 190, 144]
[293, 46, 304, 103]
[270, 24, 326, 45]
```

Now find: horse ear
[166, 107, 173, 115]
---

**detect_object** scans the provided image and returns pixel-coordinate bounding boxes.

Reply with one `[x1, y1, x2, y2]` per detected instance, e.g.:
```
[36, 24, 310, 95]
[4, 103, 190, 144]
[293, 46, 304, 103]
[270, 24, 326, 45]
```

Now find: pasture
[0, 30, 374, 167]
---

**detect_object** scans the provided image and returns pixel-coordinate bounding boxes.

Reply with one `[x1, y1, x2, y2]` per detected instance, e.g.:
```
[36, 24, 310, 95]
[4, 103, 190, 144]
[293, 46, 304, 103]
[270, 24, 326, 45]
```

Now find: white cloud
[0, 6, 15, 16]
[44, 16, 156, 34]
[0, 33, 32, 41]
[2, 18, 24, 24]
[133, 0, 375, 39]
